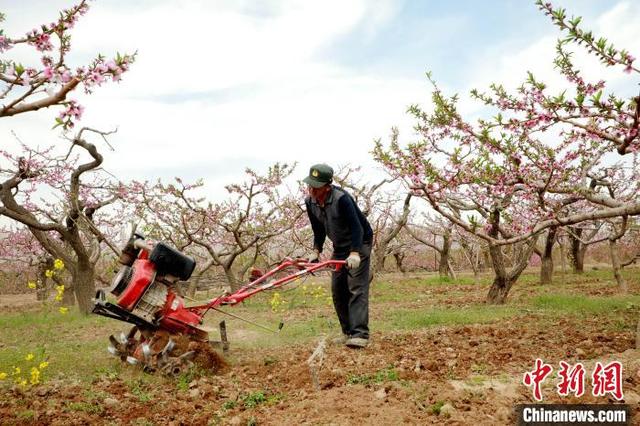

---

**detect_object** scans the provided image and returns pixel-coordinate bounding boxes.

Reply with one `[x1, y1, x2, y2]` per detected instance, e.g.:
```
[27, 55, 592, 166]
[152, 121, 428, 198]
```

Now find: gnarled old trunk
[393, 252, 406, 273]
[224, 267, 241, 292]
[438, 233, 453, 278]
[486, 210, 539, 304]
[487, 275, 518, 304]
[36, 258, 54, 301]
[540, 257, 553, 285]
[540, 226, 557, 285]
[372, 248, 387, 278]
[609, 239, 628, 293]
[568, 228, 587, 273]
[72, 261, 95, 314]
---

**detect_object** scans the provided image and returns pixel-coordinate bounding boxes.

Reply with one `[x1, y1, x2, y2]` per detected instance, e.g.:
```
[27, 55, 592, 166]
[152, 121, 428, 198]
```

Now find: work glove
[346, 251, 361, 270]
[308, 249, 320, 263]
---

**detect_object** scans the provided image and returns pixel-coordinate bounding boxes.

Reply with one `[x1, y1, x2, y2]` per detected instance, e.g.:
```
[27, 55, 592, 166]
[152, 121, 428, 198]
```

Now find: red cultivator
[93, 234, 344, 375]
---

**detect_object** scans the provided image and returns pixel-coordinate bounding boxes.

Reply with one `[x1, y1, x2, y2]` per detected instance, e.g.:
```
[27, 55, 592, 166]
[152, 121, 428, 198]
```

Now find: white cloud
[2, 0, 638, 205]
[0, 0, 413, 201]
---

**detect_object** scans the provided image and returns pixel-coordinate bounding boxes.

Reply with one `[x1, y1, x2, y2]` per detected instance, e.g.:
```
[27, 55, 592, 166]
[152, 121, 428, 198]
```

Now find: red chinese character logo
[592, 361, 624, 400]
[557, 361, 585, 397]
[523, 358, 553, 401]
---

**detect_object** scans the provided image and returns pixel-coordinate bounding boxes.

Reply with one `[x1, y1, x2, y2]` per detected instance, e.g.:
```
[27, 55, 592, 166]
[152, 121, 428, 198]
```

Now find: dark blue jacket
[305, 185, 373, 254]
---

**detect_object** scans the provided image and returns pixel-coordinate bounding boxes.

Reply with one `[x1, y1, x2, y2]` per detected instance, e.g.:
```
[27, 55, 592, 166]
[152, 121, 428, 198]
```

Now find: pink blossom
[96, 63, 109, 73]
[21, 74, 31, 87]
[105, 60, 118, 71]
[60, 70, 72, 83]
[88, 70, 104, 85]
[0, 35, 11, 52]
[43, 66, 54, 80]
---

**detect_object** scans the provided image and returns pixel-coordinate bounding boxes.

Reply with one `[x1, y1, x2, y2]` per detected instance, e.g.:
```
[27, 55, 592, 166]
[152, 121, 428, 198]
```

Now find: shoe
[332, 334, 348, 344]
[345, 337, 368, 348]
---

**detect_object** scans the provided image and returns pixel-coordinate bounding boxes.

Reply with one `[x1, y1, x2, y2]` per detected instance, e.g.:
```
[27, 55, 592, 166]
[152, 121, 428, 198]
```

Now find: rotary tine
[157, 338, 175, 369]
[108, 334, 128, 361]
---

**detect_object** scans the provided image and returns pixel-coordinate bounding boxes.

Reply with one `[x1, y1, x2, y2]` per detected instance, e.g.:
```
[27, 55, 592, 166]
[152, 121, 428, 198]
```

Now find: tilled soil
[1, 311, 638, 425]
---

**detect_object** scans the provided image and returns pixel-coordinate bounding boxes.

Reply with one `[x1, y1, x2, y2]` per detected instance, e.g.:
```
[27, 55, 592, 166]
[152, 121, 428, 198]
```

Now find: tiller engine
[92, 234, 344, 375]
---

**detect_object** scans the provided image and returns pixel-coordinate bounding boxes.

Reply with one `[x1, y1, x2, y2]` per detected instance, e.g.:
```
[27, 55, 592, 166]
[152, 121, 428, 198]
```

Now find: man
[303, 163, 373, 348]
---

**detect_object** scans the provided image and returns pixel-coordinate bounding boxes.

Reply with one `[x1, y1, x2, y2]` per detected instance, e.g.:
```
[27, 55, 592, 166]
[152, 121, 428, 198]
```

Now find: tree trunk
[569, 228, 586, 273]
[540, 227, 557, 285]
[438, 252, 449, 277]
[36, 264, 49, 302]
[486, 275, 517, 304]
[369, 245, 387, 282]
[485, 211, 538, 305]
[35, 257, 56, 301]
[393, 252, 406, 273]
[224, 266, 240, 292]
[62, 283, 77, 306]
[187, 275, 201, 297]
[72, 263, 95, 314]
[540, 257, 553, 285]
[609, 239, 628, 293]
[473, 268, 480, 285]
[438, 234, 452, 278]
[482, 250, 491, 271]
[559, 236, 567, 285]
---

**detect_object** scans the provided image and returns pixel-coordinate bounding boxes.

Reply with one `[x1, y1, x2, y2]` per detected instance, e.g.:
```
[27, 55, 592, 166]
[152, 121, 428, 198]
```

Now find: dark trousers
[331, 243, 371, 339]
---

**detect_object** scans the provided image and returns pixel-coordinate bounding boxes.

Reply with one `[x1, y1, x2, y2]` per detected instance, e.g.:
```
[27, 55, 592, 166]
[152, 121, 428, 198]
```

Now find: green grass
[370, 275, 481, 304]
[418, 275, 479, 286]
[128, 378, 154, 402]
[0, 306, 157, 383]
[65, 401, 104, 415]
[429, 400, 446, 415]
[222, 400, 237, 410]
[175, 366, 205, 392]
[347, 366, 399, 386]
[17, 409, 35, 420]
[532, 294, 640, 315]
[386, 305, 520, 330]
[241, 390, 284, 409]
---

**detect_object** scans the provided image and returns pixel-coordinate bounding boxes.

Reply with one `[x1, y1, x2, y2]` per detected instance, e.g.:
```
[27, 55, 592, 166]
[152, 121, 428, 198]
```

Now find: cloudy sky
[1, 0, 639, 199]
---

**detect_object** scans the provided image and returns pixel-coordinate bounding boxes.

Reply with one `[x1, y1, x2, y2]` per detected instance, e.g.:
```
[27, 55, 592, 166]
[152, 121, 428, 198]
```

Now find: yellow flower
[59, 307, 69, 315]
[54, 284, 65, 302]
[27, 281, 36, 289]
[38, 361, 49, 370]
[25, 353, 34, 361]
[53, 259, 65, 270]
[269, 292, 286, 312]
[12, 366, 20, 376]
[0, 372, 7, 380]
[30, 367, 40, 385]
[45, 270, 54, 278]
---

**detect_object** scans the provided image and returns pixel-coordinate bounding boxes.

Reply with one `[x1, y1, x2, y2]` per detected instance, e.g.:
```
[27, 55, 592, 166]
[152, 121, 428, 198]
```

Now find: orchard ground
[1, 267, 640, 425]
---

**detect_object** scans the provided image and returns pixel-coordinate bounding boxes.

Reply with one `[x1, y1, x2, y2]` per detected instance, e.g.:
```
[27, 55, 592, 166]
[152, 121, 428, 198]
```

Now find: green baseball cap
[303, 164, 333, 188]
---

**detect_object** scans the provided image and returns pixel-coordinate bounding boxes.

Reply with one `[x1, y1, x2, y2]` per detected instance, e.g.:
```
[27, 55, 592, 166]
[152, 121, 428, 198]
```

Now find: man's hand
[308, 248, 320, 263]
[346, 251, 361, 270]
